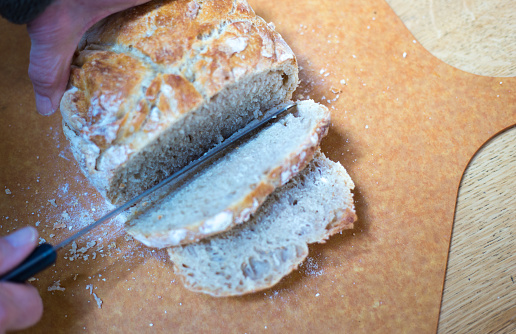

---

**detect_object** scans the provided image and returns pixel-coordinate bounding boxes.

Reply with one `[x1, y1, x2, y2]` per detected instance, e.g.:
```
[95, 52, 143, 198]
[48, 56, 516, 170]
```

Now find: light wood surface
[386, 0, 516, 77]
[0, 0, 515, 333]
[385, 0, 516, 331]
[438, 127, 516, 333]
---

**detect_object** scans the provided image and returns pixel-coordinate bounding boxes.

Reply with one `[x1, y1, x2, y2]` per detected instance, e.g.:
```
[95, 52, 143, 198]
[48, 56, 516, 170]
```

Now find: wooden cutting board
[386, 1, 516, 331]
[0, 0, 514, 332]
[438, 126, 516, 333]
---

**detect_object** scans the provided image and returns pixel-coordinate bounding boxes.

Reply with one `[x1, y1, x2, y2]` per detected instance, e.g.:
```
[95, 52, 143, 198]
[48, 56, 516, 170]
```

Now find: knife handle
[0, 243, 57, 283]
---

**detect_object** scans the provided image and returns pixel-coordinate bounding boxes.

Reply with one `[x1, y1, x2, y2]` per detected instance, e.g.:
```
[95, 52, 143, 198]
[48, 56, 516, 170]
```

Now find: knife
[0, 102, 297, 283]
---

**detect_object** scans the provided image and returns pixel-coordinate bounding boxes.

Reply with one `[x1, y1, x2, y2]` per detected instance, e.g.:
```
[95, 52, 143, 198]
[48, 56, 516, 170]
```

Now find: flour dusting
[48, 280, 65, 292]
[301, 256, 325, 277]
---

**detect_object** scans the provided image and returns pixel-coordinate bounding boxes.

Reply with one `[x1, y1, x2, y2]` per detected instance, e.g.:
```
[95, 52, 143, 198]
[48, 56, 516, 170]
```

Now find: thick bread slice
[126, 100, 330, 247]
[167, 152, 356, 297]
[60, 0, 298, 204]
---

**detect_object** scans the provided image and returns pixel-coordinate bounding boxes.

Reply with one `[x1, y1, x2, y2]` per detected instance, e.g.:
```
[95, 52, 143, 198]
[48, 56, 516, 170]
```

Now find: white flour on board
[300, 256, 325, 277]
[1, 126, 172, 312]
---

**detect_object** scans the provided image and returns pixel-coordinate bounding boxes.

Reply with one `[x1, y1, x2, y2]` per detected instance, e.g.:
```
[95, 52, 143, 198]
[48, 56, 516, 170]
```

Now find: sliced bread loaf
[60, 0, 298, 204]
[125, 100, 330, 247]
[167, 152, 356, 297]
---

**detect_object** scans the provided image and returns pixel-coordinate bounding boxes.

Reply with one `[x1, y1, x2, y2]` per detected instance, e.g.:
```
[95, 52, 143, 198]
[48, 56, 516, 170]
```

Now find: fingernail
[35, 93, 54, 116]
[5, 227, 37, 248]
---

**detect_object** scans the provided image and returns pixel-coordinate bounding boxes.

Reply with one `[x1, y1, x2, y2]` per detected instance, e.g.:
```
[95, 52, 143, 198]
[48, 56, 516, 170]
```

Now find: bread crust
[167, 152, 357, 297]
[171, 208, 356, 297]
[127, 102, 331, 247]
[60, 0, 298, 202]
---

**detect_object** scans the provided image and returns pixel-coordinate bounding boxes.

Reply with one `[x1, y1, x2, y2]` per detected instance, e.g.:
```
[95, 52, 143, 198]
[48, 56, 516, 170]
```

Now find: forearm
[0, 0, 55, 24]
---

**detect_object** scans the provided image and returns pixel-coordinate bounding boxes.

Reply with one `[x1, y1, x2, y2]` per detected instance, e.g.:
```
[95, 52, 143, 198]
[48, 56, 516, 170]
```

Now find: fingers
[27, 38, 76, 116]
[0, 282, 43, 331]
[26, 0, 152, 116]
[27, 2, 81, 116]
[0, 227, 39, 275]
[0, 228, 42, 331]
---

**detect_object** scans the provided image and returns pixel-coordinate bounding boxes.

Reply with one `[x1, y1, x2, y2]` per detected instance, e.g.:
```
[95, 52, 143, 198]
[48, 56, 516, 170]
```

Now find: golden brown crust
[60, 0, 298, 201]
[127, 104, 331, 247]
[325, 207, 357, 236]
[63, 50, 151, 150]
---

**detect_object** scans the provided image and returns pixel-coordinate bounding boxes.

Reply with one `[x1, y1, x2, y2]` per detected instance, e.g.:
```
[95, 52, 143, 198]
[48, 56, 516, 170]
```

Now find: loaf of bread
[60, 0, 357, 297]
[126, 100, 330, 247]
[168, 152, 356, 296]
[60, 0, 298, 204]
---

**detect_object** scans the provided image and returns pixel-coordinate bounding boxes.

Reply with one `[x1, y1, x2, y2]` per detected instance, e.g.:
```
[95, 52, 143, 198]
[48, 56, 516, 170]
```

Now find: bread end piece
[168, 151, 356, 297]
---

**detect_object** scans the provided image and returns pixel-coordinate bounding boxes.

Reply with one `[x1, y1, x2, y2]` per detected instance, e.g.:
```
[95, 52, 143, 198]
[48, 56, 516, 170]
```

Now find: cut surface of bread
[60, 0, 298, 204]
[126, 100, 330, 247]
[167, 152, 356, 297]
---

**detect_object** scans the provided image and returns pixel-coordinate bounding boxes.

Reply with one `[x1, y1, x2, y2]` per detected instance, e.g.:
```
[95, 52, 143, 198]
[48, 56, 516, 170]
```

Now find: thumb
[28, 51, 73, 117]
[26, 1, 82, 116]
[27, 31, 76, 116]
[0, 227, 39, 275]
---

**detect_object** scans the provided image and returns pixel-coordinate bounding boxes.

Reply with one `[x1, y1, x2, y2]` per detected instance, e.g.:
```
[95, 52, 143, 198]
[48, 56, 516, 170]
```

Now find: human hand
[27, 0, 151, 116]
[0, 227, 42, 332]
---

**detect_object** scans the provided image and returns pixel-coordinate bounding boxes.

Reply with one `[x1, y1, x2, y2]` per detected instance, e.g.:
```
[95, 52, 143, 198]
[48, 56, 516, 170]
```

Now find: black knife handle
[0, 243, 57, 283]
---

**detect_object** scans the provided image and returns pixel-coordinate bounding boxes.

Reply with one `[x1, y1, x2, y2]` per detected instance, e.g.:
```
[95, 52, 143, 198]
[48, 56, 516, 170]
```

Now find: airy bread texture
[126, 100, 330, 247]
[60, 0, 298, 204]
[168, 152, 356, 297]
[59, 0, 357, 297]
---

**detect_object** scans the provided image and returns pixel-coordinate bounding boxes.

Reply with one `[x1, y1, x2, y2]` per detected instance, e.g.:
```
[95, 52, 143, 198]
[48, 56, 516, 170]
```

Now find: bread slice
[60, 0, 298, 204]
[167, 152, 356, 297]
[125, 100, 330, 247]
